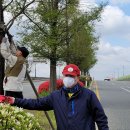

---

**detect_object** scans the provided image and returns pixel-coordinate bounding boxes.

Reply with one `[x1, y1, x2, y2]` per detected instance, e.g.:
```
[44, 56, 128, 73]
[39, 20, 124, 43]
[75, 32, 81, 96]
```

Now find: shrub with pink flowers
[38, 79, 63, 97]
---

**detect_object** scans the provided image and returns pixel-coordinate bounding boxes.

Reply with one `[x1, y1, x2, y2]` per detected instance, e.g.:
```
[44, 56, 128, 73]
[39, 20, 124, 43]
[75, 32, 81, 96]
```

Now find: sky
[6, 0, 130, 80]
[80, 0, 130, 80]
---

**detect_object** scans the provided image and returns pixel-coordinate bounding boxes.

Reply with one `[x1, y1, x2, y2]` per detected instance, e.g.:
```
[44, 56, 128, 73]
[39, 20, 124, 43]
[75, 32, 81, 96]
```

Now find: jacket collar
[62, 84, 82, 100]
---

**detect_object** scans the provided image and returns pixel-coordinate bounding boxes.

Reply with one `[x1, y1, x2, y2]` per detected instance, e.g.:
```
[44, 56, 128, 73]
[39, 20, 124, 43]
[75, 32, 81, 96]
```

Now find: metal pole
[123, 65, 124, 76]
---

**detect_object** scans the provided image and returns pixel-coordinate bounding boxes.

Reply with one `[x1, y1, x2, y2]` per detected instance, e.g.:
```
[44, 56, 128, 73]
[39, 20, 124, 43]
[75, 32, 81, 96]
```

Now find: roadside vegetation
[117, 75, 130, 81]
[25, 110, 56, 130]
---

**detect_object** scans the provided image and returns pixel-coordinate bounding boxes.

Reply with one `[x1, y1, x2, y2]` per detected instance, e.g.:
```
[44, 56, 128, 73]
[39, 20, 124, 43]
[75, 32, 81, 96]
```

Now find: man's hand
[2, 37, 7, 43]
[0, 95, 15, 104]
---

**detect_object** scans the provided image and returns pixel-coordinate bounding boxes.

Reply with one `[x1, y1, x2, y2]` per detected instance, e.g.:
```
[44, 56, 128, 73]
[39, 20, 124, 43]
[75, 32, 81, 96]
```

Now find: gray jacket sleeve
[0, 41, 17, 67]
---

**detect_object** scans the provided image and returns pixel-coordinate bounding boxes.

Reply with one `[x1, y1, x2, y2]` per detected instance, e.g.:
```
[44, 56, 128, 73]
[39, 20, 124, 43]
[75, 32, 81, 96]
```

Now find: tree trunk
[0, 0, 4, 95]
[65, 0, 70, 65]
[0, 54, 4, 94]
[50, 58, 57, 92]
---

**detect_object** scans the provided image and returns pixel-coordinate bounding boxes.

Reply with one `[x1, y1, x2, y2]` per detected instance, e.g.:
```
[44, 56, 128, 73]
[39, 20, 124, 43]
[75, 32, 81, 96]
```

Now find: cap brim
[62, 72, 77, 76]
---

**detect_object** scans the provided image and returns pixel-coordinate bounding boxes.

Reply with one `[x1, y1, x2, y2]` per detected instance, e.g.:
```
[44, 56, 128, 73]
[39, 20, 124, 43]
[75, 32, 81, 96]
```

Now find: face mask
[63, 77, 76, 88]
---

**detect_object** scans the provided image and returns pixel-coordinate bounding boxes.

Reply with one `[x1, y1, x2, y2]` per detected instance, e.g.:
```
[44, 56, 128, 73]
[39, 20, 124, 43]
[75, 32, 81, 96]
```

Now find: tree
[19, 1, 105, 91]
[61, 4, 104, 74]
[19, 0, 80, 92]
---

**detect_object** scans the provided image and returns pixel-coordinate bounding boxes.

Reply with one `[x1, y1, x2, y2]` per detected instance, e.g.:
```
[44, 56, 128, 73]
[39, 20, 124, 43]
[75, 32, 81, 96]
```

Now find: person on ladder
[0, 32, 29, 98]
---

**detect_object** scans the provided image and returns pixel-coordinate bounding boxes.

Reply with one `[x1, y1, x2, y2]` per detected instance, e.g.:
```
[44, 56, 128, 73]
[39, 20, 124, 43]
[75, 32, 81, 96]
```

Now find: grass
[25, 109, 56, 130]
[117, 75, 130, 81]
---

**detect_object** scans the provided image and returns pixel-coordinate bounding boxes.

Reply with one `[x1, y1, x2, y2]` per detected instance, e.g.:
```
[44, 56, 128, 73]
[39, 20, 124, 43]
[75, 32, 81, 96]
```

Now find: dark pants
[5, 91, 23, 99]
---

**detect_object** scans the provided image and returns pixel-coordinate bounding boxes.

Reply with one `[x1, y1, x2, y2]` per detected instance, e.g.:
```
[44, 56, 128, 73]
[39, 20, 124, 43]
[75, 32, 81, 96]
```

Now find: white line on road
[121, 87, 130, 93]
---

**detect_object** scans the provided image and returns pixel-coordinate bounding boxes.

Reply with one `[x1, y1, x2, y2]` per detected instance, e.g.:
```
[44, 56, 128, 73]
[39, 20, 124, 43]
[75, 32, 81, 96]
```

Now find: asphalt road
[96, 80, 130, 130]
[23, 80, 44, 98]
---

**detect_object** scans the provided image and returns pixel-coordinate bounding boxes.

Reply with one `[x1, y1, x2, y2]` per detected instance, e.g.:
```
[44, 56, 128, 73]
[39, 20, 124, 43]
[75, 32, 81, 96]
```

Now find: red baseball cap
[62, 64, 80, 76]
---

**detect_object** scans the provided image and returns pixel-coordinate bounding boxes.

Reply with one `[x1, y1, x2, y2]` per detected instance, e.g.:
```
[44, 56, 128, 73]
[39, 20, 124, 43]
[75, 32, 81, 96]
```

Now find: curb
[90, 80, 101, 100]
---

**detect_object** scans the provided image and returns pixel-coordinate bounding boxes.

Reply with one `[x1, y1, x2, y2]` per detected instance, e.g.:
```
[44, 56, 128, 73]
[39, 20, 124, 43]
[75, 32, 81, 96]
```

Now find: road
[23, 80, 44, 98]
[96, 81, 130, 130]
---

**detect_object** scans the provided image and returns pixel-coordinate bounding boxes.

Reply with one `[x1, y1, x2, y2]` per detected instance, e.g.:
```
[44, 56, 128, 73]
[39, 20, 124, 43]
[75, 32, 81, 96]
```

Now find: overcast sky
[7, 0, 130, 80]
[79, 0, 130, 80]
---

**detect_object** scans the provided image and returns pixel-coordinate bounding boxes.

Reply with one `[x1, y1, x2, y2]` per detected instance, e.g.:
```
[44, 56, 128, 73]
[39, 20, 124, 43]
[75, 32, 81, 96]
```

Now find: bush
[38, 79, 63, 97]
[79, 75, 86, 85]
[39, 91, 50, 97]
[0, 103, 42, 130]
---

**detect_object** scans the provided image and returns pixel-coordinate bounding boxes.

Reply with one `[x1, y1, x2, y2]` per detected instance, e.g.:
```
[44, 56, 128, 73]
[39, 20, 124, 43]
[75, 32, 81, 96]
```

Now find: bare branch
[6, 0, 35, 31]
[3, 0, 14, 10]
[23, 12, 40, 29]
[23, 11, 48, 36]
[24, 0, 35, 8]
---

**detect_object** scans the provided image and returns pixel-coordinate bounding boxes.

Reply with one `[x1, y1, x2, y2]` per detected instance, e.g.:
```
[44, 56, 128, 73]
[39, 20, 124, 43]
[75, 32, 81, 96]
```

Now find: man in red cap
[0, 36, 29, 98]
[0, 64, 109, 130]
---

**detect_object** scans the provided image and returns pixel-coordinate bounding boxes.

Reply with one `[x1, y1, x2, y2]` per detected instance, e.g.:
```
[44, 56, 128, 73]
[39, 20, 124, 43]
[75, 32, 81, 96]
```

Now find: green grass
[25, 110, 56, 130]
[117, 75, 130, 81]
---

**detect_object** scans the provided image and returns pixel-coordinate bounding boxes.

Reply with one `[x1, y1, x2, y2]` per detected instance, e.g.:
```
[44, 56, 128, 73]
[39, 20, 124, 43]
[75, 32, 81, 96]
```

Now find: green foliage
[60, 3, 105, 72]
[117, 75, 130, 81]
[39, 91, 50, 97]
[26, 110, 57, 130]
[0, 103, 42, 130]
[10, 0, 105, 90]
[79, 75, 86, 82]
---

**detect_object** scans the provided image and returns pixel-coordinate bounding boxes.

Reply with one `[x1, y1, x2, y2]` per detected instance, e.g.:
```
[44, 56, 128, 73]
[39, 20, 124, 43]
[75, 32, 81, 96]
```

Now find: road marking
[94, 81, 101, 101]
[121, 87, 130, 93]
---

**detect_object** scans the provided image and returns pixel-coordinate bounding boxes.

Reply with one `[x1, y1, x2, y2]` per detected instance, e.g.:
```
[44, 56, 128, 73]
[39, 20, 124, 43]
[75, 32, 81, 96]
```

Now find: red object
[56, 79, 63, 89]
[38, 81, 49, 94]
[62, 64, 80, 76]
[38, 79, 63, 94]
[6, 96, 14, 104]
[78, 81, 85, 87]
[0, 95, 14, 104]
[0, 95, 6, 103]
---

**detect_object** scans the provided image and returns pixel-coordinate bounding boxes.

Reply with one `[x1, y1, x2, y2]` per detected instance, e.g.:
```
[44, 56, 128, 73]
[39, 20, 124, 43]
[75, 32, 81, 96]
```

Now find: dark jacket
[14, 84, 109, 130]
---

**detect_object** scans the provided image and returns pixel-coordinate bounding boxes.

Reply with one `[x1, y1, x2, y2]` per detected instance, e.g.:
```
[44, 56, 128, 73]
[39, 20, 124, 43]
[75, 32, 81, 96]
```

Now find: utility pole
[123, 65, 124, 76]
[0, 0, 5, 94]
